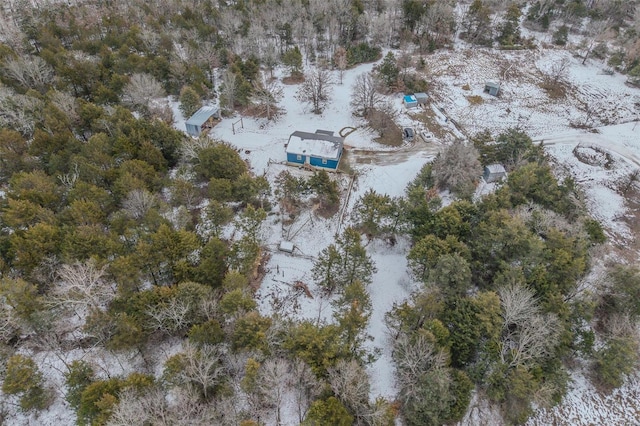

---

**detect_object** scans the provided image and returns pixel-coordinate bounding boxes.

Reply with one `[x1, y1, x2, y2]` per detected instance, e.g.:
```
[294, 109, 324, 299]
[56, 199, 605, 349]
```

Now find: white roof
[186, 106, 219, 126]
[279, 241, 294, 252]
[286, 132, 342, 160]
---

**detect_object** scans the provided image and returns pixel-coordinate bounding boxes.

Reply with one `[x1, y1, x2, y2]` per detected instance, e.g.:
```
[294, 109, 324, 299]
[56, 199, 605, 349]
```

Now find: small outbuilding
[403, 94, 418, 108]
[484, 82, 501, 97]
[279, 241, 295, 253]
[414, 92, 428, 106]
[185, 106, 220, 137]
[286, 130, 344, 171]
[483, 164, 507, 183]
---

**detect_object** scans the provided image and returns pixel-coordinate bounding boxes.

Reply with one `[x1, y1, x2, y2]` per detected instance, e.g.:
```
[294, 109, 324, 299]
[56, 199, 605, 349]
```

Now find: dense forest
[1, 0, 640, 425]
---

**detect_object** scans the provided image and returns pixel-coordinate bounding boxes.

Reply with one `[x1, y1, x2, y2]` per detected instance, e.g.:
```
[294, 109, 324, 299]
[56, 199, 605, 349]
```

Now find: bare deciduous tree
[545, 57, 570, 84]
[334, 46, 348, 84]
[0, 301, 18, 344]
[2, 55, 54, 92]
[181, 135, 218, 161]
[121, 73, 165, 112]
[350, 72, 384, 117]
[432, 140, 483, 198]
[0, 87, 43, 137]
[221, 69, 237, 111]
[173, 343, 226, 399]
[122, 189, 159, 220]
[296, 69, 333, 114]
[257, 358, 290, 425]
[107, 387, 169, 426]
[393, 333, 451, 423]
[498, 283, 560, 367]
[252, 74, 284, 121]
[146, 298, 192, 335]
[49, 90, 79, 125]
[50, 260, 114, 317]
[393, 334, 447, 384]
[328, 359, 371, 424]
[290, 358, 320, 423]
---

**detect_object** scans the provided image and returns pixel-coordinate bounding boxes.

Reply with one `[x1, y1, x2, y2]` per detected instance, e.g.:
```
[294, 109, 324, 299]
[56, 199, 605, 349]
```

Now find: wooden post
[232, 117, 244, 135]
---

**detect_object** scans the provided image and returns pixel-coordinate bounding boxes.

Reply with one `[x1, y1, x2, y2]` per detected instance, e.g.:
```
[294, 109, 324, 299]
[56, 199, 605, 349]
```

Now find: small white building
[279, 241, 295, 253]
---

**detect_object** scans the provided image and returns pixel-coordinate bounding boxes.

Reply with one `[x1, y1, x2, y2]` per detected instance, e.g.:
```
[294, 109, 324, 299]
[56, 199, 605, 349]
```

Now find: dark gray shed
[484, 82, 501, 96]
[483, 164, 506, 183]
[185, 106, 220, 137]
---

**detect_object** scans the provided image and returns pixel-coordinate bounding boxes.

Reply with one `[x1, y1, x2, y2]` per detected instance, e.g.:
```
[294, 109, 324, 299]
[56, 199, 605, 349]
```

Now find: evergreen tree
[313, 228, 376, 295]
[332, 280, 372, 357]
[377, 52, 399, 88]
[3, 354, 51, 412]
[462, 0, 493, 46]
[178, 85, 202, 118]
[352, 189, 398, 238]
[303, 397, 354, 426]
[282, 46, 303, 77]
[497, 3, 522, 47]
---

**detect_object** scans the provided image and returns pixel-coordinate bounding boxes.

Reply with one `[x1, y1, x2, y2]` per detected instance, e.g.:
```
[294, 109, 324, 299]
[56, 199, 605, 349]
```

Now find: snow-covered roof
[485, 163, 506, 174]
[414, 92, 428, 101]
[185, 106, 219, 127]
[279, 241, 294, 253]
[286, 131, 343, 160]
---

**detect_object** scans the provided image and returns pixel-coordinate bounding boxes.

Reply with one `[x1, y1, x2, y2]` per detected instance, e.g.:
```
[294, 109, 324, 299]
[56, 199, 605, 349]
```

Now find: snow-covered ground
[204, 62, 435, 409]
[195, 48, 640, 425]
[5, 42, 639, 425]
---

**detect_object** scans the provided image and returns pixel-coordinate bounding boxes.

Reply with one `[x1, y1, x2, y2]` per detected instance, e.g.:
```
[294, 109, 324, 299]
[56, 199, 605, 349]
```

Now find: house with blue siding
[286, 130, 344, 171]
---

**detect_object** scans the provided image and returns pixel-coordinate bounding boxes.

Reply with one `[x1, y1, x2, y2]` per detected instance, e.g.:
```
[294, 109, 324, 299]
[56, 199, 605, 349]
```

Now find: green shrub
[188, 319, 225, 346]
[402, 74, 429, 94]
[64, 360, 95, 411]
[346, 43, 381, 66]
[593, 336, 638, 391]
[303, 397, 354, 426]
[446, 369, 474, 423]
[2, 354, 52, 412]
[552, 25, 569, 46]
[584, 219, 606, 245]
[77, 373, 154, 426]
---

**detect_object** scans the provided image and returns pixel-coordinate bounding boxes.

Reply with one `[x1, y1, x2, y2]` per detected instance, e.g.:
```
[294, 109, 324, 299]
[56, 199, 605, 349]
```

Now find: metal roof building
[185, 106, 220, 137]
[483, 163, 507, 183]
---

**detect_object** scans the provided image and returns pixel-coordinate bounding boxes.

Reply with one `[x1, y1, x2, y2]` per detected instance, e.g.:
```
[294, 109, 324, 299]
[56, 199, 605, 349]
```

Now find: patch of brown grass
[367, 109, 403, 147]
[314, 198, 340, 218]
[282, 72, 304, 85]
[540, 79, 568, 99]
[466, 95, 484, 105]
[462, 84, 471, 91]
[412, 108, 451, 140]
[337, 150, 353, 174]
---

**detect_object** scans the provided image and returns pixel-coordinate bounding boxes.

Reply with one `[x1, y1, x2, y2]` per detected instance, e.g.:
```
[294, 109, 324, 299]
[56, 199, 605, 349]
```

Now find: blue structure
[185, 106, 220, 137]
[403, 94, 418, 108]
[286, 130, 344, 171]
